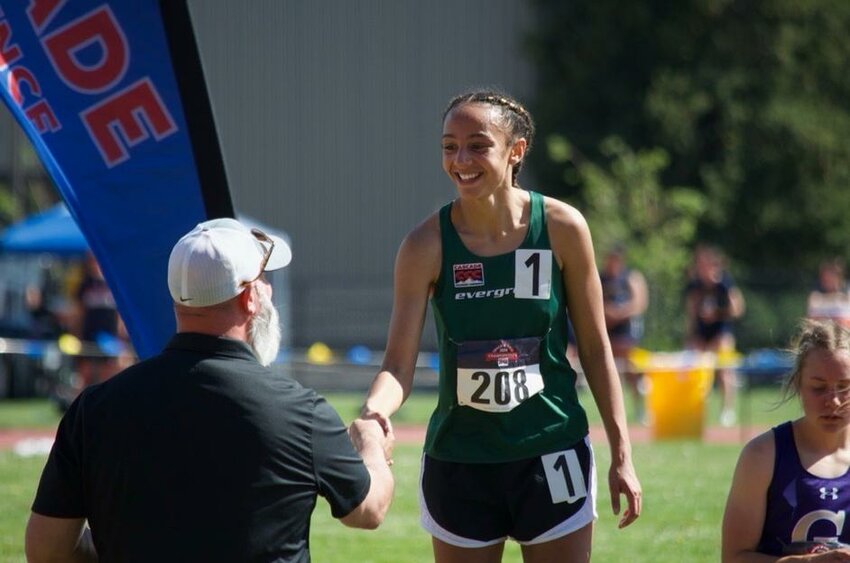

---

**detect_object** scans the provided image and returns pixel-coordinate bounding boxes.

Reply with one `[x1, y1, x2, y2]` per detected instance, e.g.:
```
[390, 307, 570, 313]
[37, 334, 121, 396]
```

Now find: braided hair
[779, 319, 850, 404]
[443, 90, 535, 187]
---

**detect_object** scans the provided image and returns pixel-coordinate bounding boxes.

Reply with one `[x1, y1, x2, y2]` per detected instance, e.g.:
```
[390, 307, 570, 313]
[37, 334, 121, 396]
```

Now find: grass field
[0, 386, 800, 562]
[307, 441, 742, 562]
[325, 384, 800, 430]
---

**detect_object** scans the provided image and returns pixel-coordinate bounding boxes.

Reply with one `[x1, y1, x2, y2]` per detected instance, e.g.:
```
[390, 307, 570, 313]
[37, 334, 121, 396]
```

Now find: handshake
[348, 413, 396, 468]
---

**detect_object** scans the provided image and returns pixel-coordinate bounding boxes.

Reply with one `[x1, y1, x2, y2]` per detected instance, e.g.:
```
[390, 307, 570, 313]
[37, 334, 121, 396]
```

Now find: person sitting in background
[600, 244, 649, 423]
[684, 244, 745, 427]
[722, 320, 850, 561]
[25, 218, 394, 562]
[807, 258, 850, 328]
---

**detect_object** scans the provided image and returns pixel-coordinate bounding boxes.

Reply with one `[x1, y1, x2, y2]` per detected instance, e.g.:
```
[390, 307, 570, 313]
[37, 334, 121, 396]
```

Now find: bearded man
[25, 218, 394, 563]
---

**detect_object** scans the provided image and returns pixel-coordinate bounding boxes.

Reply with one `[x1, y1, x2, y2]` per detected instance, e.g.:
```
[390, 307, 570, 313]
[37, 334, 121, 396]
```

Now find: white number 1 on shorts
[541, 449, 587, 504]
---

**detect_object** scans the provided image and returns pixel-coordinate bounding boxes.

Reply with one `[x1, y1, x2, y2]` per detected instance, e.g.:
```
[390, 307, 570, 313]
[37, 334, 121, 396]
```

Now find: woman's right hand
[359, 406, 394, 438]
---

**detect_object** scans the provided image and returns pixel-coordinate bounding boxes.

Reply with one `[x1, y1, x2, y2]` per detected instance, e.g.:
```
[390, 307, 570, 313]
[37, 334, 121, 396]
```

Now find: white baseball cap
[168, 218, 292, 307]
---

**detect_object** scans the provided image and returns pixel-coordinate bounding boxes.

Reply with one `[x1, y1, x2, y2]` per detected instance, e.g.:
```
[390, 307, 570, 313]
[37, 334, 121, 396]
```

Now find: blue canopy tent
[0, 204, 293, 357]
[0, 204, 88, 257]
[0, 203, 291, 260]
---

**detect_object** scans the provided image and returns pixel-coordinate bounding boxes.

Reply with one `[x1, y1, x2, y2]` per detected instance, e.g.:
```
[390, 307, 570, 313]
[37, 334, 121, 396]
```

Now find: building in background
[0, 0, 536, 353]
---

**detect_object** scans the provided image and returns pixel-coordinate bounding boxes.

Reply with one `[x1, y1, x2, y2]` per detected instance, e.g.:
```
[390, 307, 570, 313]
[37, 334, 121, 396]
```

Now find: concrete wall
[187, 1, 537, 350]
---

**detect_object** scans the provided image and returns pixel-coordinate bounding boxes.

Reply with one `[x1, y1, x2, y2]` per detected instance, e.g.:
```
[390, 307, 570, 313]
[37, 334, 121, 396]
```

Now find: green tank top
[425, 191, 588, 463]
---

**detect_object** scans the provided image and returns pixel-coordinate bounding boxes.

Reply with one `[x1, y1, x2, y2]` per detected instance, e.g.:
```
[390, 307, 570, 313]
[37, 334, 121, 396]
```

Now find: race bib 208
[456, 337, 545, 413]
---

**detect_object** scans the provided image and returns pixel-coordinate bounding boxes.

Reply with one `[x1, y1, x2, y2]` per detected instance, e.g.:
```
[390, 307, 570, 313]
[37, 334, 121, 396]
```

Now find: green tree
[549, 134, 707, 348]
[527, 0, 850, 272]
[0, 183, 18, 226]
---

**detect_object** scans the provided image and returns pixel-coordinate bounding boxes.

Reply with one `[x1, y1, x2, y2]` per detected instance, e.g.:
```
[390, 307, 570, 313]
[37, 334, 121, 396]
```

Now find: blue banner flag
[0, 0, 234, 358]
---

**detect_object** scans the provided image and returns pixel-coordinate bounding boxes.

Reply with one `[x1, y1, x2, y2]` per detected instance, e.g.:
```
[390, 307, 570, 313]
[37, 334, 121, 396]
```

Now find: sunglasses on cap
[241, 228, 275, 286]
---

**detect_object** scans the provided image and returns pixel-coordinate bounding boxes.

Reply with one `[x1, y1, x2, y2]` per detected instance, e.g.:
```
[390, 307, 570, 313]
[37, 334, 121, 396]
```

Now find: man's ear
[239, 284, 260, 316]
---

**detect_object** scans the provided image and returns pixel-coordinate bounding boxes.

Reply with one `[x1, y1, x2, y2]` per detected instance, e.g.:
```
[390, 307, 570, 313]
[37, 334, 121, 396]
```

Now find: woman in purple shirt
[722, 320, 850, 561]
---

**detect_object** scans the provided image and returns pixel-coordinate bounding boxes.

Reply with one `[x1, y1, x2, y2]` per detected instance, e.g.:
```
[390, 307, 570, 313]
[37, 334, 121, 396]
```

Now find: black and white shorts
[419, 436, 597, 547]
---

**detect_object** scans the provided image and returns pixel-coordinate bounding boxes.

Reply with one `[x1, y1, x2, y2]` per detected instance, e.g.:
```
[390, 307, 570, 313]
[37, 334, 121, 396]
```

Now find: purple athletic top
[758, 421, 850, 555]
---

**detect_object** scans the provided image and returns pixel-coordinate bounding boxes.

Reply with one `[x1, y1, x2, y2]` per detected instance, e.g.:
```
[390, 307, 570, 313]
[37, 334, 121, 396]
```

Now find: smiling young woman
[359, 90, 641, 563]
[722, 320, 850, 561]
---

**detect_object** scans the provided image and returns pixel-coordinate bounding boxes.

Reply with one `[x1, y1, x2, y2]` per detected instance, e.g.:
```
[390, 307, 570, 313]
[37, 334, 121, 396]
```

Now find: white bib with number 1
[514, 249, 552, 300]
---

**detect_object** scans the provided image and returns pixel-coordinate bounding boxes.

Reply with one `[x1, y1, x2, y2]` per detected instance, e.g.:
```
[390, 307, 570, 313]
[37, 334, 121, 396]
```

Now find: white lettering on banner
[542, 449, 587, 504]
[515, 250, 552, 300]
[791, 509, 845, 543]
[457, 364, 544, 413]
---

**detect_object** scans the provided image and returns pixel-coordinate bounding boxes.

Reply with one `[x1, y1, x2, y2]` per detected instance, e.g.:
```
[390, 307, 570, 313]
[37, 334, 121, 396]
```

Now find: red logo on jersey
[486, 341, 519, 367]
[453, 263, 484, 288]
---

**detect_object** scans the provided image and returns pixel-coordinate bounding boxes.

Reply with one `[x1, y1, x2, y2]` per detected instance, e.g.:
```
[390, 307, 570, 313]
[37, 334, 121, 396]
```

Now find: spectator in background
[684, 244, 746, 427]
[600, 244, 649, 423]
[71, 252, 130, 389]
[24, 283, 62, 340]
[807, 258, 850, 328]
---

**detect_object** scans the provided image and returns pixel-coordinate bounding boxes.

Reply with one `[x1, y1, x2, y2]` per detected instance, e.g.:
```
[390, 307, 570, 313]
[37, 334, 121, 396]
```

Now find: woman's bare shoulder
[402, 210, 441, 253]
[736, 427, 778, 475]
[541, 195, 584, 226]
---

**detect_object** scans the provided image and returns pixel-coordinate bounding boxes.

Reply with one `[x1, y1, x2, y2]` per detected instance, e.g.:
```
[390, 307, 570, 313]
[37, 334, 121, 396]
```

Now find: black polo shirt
[32, 333, 370, 562]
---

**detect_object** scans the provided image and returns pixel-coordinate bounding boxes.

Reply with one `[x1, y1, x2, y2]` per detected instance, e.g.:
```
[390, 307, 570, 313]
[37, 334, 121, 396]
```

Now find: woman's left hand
[609, 457, 642, 528]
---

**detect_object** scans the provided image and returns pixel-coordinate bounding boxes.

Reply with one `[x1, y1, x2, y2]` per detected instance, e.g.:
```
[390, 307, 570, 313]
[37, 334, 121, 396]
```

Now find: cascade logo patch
[453, 262, 484, 288]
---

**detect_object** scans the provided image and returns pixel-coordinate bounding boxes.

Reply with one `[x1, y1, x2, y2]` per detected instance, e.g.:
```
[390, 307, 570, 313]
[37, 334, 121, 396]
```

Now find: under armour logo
[820, 487, 839, 500]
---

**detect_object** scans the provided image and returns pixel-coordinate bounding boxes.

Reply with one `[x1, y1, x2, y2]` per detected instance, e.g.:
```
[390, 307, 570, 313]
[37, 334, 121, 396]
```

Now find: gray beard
[248, 290, 282, 367]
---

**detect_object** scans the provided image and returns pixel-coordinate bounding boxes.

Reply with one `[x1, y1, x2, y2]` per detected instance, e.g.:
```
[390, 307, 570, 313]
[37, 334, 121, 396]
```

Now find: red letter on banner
[7, 66, 41, 106]
[27, 0, 68, 35]
[42, 6, 128, 94]
[26, 99, 61, 134]
[0, 21, 22, 70]
[81, 78, 177, 167]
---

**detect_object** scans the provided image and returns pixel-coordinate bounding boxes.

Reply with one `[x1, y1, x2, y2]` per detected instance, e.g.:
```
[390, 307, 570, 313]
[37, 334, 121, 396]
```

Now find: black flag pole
[159, 0, 235, 219]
